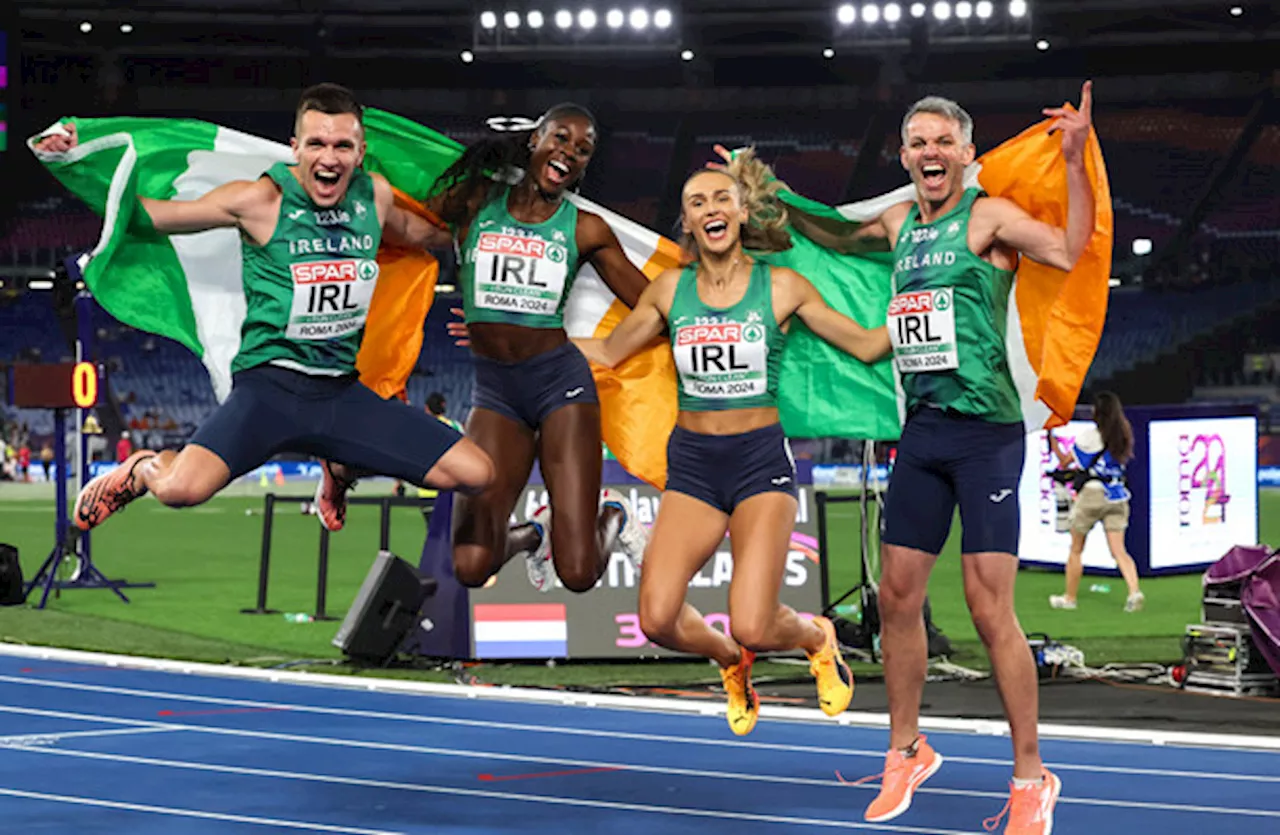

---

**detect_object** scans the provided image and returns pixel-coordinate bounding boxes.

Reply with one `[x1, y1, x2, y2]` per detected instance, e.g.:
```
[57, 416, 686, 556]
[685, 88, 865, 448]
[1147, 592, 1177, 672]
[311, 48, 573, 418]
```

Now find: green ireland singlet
[888, 188, 1021, 424]
[458, 187, 581, 329]
[668, 261, 786, 412]
[231, 162, 382, 376]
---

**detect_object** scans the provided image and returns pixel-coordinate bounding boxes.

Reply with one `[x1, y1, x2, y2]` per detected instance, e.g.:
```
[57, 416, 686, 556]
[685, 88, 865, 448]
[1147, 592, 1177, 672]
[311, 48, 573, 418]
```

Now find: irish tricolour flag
[30, 105, 1111, 490]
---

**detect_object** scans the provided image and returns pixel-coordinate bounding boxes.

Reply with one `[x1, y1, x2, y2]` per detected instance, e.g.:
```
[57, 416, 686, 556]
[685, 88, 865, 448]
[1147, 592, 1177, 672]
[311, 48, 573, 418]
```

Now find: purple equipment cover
[1204, 545, 1280, 677]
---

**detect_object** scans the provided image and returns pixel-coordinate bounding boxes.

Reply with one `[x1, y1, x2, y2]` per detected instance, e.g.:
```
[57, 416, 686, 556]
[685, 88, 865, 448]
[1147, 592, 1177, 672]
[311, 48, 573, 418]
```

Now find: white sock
[1012, 776, 1044, 789]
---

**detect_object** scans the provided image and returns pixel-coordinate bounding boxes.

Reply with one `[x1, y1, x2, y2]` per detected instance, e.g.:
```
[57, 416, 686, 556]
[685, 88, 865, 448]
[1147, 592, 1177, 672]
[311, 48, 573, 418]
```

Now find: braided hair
[429, 103, 598, 229]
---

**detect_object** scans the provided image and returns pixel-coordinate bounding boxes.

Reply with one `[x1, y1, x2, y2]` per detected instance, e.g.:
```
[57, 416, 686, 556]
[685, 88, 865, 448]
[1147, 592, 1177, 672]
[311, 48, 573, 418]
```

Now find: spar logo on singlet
[1177, 433, 1230, 526]
[286, 258, 379, 339]
[673, 315, 768, 399]
[473, 229, 570, 316]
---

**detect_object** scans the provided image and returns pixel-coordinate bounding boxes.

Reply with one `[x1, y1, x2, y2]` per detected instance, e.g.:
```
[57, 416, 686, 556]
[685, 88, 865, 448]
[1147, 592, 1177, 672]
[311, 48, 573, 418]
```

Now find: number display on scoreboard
[9, 363, 101, 409]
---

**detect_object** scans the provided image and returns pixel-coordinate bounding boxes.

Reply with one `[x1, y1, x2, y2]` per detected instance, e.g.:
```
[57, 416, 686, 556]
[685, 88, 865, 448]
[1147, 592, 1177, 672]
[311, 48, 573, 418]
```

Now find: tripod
[818, 440, 887, 661]
[817, 440, 953, 663]
[25, 526, 133, 610]
[21, 406, 153, 609]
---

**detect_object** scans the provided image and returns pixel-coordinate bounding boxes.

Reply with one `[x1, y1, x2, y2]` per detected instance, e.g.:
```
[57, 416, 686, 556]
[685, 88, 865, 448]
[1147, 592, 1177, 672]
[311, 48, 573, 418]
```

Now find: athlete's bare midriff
[676, 406, 780, 436]
[468, 321, 569, 363]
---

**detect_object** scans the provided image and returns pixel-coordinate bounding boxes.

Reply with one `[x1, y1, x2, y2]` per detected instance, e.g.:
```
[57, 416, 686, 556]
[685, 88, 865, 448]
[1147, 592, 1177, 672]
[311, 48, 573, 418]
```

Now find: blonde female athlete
[575, 160, 890, 733]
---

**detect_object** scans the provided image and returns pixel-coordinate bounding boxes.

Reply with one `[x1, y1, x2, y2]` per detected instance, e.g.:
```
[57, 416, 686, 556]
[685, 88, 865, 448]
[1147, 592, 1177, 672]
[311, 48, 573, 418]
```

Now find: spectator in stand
[116, 431, 134, 463]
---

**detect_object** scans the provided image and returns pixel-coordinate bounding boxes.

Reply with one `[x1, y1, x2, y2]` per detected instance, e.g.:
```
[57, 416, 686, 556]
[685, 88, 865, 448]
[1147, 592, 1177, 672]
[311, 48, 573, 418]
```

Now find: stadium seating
[0, 197, 99, 268]
[0, 294, 75, 437]
[1085, 280, 1280, 386]
[1200, 123, 1280, 242]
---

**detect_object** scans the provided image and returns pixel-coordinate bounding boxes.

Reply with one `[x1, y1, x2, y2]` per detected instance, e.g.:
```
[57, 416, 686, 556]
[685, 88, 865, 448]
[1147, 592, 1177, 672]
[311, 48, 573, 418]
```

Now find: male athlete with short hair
[831, 83, 1096, 834]
[33, 83, 494, 529]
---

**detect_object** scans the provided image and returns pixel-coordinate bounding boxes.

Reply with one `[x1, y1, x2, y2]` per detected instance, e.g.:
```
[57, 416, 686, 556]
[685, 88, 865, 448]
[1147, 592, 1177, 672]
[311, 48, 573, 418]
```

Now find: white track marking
[1, 704, 1277, 818]
[1, 677, 1278, 785]
[5, 745, 994, 834]
[3, 643, 1277, 752]
[0, 787, 403, 833]
[0, 726, 176, 747]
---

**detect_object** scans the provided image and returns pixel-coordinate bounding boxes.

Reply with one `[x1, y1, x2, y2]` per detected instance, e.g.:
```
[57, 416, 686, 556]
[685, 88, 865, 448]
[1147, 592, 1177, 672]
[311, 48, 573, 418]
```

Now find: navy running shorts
[189, 364, 463, 482]
[665, 423, 798, 514]
[471, 341, 599, 429]
[881, 406, 1025, 556]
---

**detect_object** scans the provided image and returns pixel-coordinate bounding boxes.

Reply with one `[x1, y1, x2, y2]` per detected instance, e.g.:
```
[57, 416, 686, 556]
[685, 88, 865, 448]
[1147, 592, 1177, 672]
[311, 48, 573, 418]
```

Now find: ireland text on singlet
[888, 188, 1021, 423]
[231, 163, 382, 377]
[458, 187, 581, 330]
[668, 261, 786, 412]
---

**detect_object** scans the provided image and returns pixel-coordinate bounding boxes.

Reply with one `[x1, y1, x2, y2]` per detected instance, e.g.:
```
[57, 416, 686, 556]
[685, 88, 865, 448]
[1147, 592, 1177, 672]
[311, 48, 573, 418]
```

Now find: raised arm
[577, 211, 648, 309]
[136, 180, 268, 234]
[988, 81, 1096, 272]
[378, 175, 453, 251]
[791, 211, 895, 255]
[778, 268, 891, 364]
[573, 271, 675, 368]
[33, 121, 270, 235]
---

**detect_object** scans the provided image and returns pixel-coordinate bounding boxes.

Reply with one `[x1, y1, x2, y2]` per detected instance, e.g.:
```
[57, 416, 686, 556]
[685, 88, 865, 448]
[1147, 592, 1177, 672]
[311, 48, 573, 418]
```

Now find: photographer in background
[1049, 392, 1145, 613]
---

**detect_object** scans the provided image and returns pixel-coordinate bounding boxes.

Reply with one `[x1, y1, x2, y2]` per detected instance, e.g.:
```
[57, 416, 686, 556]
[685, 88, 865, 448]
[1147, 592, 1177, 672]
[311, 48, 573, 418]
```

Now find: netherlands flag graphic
[473, 604, 569, 659]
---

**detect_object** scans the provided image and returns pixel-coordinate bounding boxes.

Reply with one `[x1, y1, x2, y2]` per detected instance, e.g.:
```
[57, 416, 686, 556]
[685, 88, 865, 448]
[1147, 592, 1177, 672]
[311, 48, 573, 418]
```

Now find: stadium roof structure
[11, 0, 1279, 67]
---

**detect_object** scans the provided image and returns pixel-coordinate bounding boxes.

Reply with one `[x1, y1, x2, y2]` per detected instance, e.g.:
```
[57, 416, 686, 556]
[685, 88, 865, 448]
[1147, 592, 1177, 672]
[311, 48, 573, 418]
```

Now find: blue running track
[0, 648, 1277, 834]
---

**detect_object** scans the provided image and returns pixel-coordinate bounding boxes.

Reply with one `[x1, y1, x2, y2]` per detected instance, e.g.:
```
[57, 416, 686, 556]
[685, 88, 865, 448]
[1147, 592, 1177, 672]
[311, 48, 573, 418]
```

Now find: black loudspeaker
[332, 551, 437, 664]
[0, 544, 26, 606]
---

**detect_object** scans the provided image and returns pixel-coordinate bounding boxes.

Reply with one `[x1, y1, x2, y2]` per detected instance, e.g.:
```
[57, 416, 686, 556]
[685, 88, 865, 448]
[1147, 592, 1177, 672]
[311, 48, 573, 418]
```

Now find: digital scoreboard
[6, 362, 101, 410]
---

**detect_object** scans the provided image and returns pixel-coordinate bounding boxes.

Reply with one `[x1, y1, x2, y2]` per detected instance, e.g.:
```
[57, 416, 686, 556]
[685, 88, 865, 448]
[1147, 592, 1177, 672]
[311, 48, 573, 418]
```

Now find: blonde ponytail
[723, 146, 793, 253]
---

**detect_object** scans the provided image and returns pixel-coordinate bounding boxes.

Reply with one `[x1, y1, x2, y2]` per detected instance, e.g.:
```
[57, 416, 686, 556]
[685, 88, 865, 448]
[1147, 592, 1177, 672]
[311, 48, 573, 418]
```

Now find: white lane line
[1, 704, 1277, 819]
[9, 745, 983, 834]
[0, 726, 175, 747]
[1, 678, 1278, 785]
[4, 642, 1277, 752]
[0, 787, 404, 834]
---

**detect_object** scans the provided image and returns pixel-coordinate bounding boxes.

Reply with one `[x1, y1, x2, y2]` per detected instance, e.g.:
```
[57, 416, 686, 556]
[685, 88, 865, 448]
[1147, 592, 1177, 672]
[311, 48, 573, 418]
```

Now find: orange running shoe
[984, 769, 1061, 834]
[807, 616, 854, 716]
[314, 461, 355, 532]
[72, 450, 156, 531]
[719, 647, 759, 736]
[859, 735, 944, 822]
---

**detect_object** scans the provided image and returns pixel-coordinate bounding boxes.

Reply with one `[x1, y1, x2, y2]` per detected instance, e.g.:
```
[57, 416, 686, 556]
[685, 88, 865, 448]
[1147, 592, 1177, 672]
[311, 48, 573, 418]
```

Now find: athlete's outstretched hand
[33, 122, 79, 154]
[447, 307, 470, 347]
[707, 143, 736, 171]
[1045, 80, 1093, 163]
